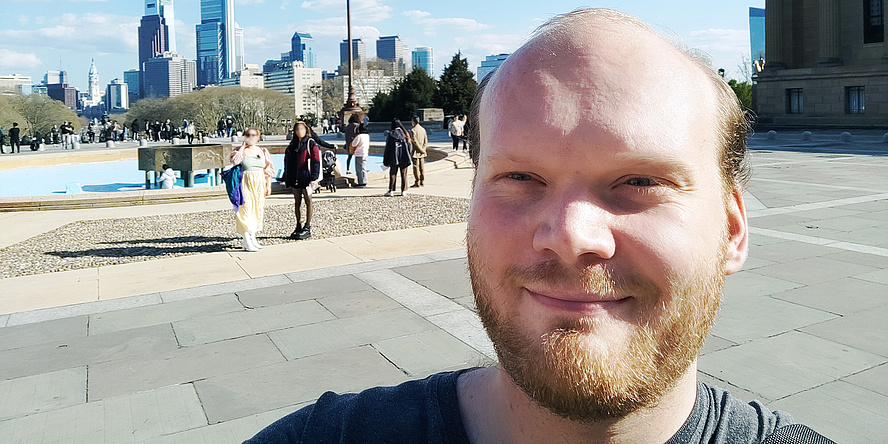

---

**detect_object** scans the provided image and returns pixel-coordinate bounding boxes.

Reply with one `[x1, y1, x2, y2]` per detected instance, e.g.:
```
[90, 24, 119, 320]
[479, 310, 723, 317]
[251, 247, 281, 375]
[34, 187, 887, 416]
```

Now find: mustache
[503, 260, 659, 299]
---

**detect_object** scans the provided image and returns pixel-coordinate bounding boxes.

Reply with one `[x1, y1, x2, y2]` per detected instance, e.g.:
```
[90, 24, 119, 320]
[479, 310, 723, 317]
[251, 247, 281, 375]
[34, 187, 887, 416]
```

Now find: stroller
[319, 150, 338, 192]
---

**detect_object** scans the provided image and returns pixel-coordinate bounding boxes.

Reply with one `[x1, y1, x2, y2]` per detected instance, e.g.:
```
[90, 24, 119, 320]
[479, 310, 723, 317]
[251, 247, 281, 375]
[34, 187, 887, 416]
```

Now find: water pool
[0, 153, 385, 197]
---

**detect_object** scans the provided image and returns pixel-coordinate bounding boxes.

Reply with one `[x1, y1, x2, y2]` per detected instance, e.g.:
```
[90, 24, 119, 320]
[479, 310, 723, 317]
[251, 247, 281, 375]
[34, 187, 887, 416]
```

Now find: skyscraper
[88, 59, 100, 103]
[291, 32, 317, 68]
[143, 52, 196, 98]
[377, 35, 408, 75]
[123, 69, 140, 105]
[340, 38, 366, 70]
[196, 0, 239, 86]
[145, 0, 176, 52]
[411, 47, 433, 76]
[138, 11, 169, 98]
[749, 7, 765, 72]
[105, 79, 129, 113]
[477, 53, 509, 80]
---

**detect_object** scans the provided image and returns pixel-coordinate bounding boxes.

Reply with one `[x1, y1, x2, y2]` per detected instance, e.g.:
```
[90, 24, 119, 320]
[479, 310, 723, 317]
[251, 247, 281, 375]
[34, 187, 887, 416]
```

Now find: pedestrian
[153, 121, 161, 142]
[383, 118, 412, 197]
[183, 119, 195, 144]
[144, 119, 151, 141]
[343, 113, 361, 173]
[8, 123, 21, 154]
[229, 128, 275, 252]
[51, 125, 60, 145]
[410, 116, 428, 187]
[322, 119, 330, 134]
[349, 123, 370, 187]
[163, 119, 173, 143]
[448, 115, 464, 150]
[460, 115, 470, 151]
[308, 125, 337, 152]
[226, 117, 234, 137]
[283, 121, 321, 240]
[0, 126, 4, 153]
[131, 120, 140, 141]
[61, 121, 74, 149]
[158, 164, 177, 189]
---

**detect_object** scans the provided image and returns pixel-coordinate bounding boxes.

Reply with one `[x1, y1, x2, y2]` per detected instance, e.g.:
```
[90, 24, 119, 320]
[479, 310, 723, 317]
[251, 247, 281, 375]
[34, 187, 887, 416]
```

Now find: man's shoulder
[669, 381, 832, 444]
[246, 370, 471, 444]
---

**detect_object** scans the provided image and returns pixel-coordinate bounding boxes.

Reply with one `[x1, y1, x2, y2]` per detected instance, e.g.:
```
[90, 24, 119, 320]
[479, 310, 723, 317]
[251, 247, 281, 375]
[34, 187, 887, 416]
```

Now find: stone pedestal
[106, 140, 115, 148]
[139, 139, 148, 147]
[72, 142, 80, 150]
[139, 144, 231, 189]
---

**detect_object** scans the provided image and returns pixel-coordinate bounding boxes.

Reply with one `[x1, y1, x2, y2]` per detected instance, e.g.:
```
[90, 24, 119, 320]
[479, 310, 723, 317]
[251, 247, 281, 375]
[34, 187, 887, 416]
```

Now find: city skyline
[0, 0, 763, 93]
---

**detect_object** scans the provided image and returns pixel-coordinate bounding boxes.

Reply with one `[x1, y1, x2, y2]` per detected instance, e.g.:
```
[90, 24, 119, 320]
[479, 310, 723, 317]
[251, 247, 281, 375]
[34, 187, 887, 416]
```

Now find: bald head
[469, 8, 749, 191]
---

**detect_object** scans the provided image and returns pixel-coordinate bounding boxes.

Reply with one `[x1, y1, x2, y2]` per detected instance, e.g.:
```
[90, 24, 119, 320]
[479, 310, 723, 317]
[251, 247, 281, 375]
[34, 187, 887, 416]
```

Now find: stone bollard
[106, 140, 115, 148]
[231, 135, 238, 143]
[139, 138, 148, 147]
[260, 134, 267, 141]
[767, 130, 777, 140]
[840, 132, 852, 143]
[202, 137, 209, 144]
[72, 141, 81, 150]
[802, 131, 812, 141]
[172, 137, 181, 145]
[882, 133, 888, 143]
[37, 143, 46, 151]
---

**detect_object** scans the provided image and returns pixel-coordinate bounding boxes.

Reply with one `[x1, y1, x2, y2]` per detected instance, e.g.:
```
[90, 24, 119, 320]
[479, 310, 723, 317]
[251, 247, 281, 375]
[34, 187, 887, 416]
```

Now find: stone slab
[842, 363, 888, 397]
[159, 274, 293, 303]
[721, 271, 804, 299]
[356, 269, 464, 318]
[373, 330, 491, 378]
[268, 308, 437, 360]
[87, 334, 285, 400]
[315, 288, 402, 319]
[426, 309, 496, 360]
[194, 345, 407, 423]
[754, 256, 880, 285]
[136, 403, 310, 444]
[392, 258, 473, 301]
[0, 316, 87, 352]
[771, 277, 888, 315]
[698, 331, 886, 401]
[710, 295, 836, 344]
[0, 383, 207, 443]
[237, 274, 373, 308]
[0, 324, 179, 380]
[5, 293, 162, 327]
[770, 381, 888, 443]
[88, 294, 244, 335]
[0, 367, 86, 421]
[172, 300, 335, 346]
[800, 304, 888, 357]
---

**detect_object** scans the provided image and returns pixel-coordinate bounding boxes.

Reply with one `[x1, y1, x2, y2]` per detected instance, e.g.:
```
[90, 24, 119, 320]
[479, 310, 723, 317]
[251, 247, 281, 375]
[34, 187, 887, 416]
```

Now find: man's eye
[508, 173, 533, 181]
[626, 177, 657, 187]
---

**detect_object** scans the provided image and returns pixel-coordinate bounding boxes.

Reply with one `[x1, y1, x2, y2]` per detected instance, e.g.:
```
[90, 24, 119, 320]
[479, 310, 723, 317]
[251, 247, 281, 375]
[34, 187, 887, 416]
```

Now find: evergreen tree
[435, 52, 477, 115]
[367, 68, 437, 121]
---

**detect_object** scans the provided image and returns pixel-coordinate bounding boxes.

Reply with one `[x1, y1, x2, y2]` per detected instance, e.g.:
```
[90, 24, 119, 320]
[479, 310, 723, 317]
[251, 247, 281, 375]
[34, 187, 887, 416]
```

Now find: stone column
[765, 0, 788, 69]
[883, 0, 888, 58]
[819, 0, 843, 66]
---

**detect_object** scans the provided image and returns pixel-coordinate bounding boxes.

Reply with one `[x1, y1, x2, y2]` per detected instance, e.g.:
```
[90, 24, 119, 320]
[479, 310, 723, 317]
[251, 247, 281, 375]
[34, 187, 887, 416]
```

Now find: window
[786, 89, 804, 114]
[847, 86, 866, 114]
[864, 0, 885, 43]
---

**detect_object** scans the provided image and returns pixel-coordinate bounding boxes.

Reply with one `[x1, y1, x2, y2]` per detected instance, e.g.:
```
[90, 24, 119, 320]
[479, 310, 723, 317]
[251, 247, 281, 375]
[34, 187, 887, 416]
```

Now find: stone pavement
[1, 134, 888, 442]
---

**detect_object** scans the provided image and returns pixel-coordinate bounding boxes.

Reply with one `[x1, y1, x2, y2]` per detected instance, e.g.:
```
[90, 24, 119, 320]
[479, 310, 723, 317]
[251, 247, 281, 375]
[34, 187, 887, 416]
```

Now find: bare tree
[6, 93, 78, 138]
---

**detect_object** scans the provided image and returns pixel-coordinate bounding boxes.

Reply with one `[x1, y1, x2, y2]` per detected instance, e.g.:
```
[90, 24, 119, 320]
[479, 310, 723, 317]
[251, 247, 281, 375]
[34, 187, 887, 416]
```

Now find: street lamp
[340, 0, 362, 121]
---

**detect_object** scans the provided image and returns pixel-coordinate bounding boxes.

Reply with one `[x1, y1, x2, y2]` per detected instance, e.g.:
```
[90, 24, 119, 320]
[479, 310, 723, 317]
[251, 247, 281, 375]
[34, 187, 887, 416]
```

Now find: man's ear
[724, 185, 749, 275]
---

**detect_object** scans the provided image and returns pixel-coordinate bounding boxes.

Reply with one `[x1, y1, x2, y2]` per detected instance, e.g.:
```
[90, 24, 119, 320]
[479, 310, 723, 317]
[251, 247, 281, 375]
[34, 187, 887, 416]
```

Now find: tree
[368, 68, 437, 121]
[320, 77, 344, 117]
[728, 79, 752, 110]
[5, 93, 79, 138]
[435, 52, 477, 115]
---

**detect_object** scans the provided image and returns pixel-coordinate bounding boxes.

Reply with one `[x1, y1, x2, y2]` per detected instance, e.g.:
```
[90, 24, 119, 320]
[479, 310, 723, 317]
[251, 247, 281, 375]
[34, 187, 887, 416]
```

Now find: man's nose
[532, 195, 616, 265]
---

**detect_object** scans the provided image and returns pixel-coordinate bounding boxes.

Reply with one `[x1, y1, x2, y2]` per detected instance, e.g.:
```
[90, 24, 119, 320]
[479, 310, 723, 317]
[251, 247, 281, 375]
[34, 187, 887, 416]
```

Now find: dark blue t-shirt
[245, 369, 819, 443]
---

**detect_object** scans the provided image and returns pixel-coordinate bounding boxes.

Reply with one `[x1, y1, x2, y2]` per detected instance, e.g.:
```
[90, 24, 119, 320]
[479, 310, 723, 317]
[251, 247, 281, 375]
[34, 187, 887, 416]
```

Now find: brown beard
[467, 242, 725, 423]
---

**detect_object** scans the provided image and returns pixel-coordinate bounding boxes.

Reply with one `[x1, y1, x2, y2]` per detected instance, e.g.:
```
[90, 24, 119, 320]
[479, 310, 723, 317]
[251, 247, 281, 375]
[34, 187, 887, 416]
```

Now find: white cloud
[402, 10, 492, 36]
[0, 49, 42, 70]
[686, 28, 750, 78]
[0, 13, 140, 55]
[301, 0, 391, 23]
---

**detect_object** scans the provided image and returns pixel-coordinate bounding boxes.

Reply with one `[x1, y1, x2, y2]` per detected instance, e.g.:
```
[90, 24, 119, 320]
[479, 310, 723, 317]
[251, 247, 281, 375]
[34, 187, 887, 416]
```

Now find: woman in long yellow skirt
[230, 128, 275, 251]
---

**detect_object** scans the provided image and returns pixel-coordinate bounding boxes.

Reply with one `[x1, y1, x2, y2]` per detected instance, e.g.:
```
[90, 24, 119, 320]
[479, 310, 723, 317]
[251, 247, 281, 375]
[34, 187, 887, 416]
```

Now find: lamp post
[340, 0, 362, 121]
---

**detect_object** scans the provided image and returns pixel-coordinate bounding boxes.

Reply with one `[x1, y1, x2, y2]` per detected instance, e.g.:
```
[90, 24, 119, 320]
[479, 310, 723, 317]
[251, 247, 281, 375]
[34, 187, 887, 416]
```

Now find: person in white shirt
[158, 164, 177, 189]
[349, 123, 371, 187]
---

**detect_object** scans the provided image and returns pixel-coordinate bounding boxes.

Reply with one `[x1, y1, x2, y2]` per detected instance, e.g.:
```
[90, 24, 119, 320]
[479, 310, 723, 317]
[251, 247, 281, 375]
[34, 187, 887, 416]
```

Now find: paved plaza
[1, 132, 887, 442]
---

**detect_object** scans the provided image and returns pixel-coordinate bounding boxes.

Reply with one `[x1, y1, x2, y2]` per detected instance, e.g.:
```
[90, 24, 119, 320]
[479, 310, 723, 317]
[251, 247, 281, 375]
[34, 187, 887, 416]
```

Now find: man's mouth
[525, 287, 629, 315]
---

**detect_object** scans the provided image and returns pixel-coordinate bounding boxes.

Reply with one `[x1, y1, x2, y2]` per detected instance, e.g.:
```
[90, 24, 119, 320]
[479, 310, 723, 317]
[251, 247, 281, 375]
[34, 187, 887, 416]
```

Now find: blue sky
[0, 0, 764, 93]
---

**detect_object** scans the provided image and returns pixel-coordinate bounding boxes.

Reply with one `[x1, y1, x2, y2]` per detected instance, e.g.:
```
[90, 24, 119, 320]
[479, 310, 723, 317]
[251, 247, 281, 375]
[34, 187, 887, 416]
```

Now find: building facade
[337, 69, 398, 108]
[220, 64, 265, 88]
[105, 79, 129, 114]
[145, 0, 176, 52]
[142, 52, 197, 98]
[123, 69, 141, 105]
[339, 39, 366, 70]
[412, 47, 434, 76]
[196, 0, 239, 86]
[263, 61, 322, 117]
[0, 74, 32, 95]
[47, 84, 78, 109]
[750, 7, 766, 71]
[291, 32, 317, 68]
[477, 53, 509, 80]
[755, 0, 888, 127]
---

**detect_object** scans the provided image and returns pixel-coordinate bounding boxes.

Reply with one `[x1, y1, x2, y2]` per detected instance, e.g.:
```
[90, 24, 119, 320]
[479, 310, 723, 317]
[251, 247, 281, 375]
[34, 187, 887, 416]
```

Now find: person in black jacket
[8, 123, 21, 154]
[284, 121, 321, 240]
[383, 119, 413, 196]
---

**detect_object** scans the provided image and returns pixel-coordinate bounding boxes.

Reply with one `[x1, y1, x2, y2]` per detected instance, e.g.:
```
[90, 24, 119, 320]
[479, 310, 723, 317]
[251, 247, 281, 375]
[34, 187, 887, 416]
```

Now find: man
[0, 126, 5, 153]
[459, 114, 470, 151]
[8, 123, 21, 154]
[410, 116, 428, 187]
[448, 114, 464, 151]
[343, 113, 361, 174]
[248, 9, 831, 444]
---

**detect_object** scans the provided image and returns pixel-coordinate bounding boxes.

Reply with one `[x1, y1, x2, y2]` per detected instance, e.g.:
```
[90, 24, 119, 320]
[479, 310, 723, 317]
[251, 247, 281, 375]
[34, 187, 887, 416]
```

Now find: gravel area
[0, 195, 469, 279]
